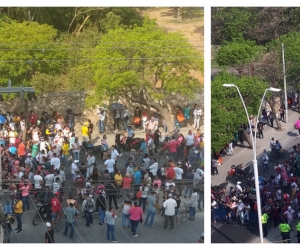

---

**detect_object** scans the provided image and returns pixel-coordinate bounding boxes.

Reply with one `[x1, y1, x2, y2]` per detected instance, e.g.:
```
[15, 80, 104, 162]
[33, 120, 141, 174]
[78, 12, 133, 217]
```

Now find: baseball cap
[237, 181, 241, 185]
[168, 193, 173, 198]
[55, 192, 60, 196]
[74, 160, 79, 163]
[70, 201, 74, 205]
[27, 153, 32, 156]
[46, 222, 51, 228]
[89, 194, 93, 198]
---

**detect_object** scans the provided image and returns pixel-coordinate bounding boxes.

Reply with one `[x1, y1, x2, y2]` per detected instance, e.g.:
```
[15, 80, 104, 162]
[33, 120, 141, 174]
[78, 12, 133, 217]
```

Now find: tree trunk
[266, 97, 282, 131]
[177, 7, 183, 22]
[243, 130, 253, 149]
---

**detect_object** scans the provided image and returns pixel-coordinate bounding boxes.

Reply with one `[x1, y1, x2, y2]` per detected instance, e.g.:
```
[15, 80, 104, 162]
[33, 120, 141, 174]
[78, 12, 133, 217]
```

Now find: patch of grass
[211, 60, 219, 68]
[169, 18, 203, 24]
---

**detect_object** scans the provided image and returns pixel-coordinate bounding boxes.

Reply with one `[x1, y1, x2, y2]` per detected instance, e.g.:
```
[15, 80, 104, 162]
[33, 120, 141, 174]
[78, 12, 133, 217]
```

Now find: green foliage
[0, 21, 68, 86]
[92, 18, 203, 104]
[211, 71, 268, 153]
[216, 39, 261, 70]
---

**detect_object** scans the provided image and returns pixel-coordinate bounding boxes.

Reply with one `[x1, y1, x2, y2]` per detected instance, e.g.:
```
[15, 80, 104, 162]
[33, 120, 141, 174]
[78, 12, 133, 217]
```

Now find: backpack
[136, 190, 142, 199]
[85, 198, 94, 211]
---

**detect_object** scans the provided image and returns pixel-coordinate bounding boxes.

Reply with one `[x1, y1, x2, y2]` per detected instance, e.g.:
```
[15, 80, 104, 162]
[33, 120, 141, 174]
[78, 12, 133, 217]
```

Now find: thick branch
[76, 14, 91, 35]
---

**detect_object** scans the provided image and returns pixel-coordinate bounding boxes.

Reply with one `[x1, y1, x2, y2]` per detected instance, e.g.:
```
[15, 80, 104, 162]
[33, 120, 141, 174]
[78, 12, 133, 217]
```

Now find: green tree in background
[92, 18, 203, 130]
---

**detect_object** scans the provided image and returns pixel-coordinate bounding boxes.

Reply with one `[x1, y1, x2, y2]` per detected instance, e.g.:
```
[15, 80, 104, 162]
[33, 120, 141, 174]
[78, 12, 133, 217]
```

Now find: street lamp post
[223, 83, 281, 243]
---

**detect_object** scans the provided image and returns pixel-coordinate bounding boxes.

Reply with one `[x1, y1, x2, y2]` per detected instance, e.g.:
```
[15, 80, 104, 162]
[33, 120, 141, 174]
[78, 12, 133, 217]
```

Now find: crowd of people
[0, 105, 204, 243]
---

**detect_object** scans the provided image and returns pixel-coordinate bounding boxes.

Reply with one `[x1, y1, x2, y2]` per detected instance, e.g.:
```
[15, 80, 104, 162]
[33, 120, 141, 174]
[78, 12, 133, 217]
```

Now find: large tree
[92, 18, 203, 130]
[211, 72, 269, 153]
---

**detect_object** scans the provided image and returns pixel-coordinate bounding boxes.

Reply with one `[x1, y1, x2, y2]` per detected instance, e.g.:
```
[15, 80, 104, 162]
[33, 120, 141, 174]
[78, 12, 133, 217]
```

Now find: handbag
[139, 215, 143, 224]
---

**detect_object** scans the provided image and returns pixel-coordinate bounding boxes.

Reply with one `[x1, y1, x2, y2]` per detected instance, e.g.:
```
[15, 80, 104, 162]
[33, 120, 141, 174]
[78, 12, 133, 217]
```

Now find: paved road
[7, 124, 204, 244]
[211, 109, 300, 243]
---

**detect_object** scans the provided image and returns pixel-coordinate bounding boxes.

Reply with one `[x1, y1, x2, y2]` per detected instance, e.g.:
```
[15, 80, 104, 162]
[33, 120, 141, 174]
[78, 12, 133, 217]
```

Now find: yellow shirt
[114, 174, 123, 186]
[14, 200, 23, 213]
[63, 143, 69, 155]
[82, 126, 89, 137]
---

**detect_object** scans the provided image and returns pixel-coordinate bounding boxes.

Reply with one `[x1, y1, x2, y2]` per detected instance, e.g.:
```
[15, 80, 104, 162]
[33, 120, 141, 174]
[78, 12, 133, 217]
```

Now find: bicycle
[269, 149, 289, 162]
[181, 203, 190, 223]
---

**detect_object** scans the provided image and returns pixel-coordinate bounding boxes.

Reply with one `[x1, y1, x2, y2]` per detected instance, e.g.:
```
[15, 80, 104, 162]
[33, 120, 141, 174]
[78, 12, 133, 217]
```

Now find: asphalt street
[211, 109, 300, 243]
[7, 124, 204, 243]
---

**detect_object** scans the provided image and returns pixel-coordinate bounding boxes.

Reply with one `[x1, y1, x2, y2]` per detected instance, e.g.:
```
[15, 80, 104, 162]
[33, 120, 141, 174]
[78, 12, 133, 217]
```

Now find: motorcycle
[120, 136, 142, 151]
[80, 141, 102, 158]
[32, 203, 52, 226]
[226, 164, 246, 181]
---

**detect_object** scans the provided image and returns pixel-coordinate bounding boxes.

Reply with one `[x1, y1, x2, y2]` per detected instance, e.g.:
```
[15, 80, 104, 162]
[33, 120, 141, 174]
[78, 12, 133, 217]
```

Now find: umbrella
[111, 103, 124, 110]
[0, 115, 7, 124]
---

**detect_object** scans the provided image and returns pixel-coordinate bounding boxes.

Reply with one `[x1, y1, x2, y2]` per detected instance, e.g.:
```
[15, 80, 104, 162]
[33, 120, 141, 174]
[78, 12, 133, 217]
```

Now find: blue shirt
[134, 171, 141, 185]
[126, 129, 135, 138]
[9, 146, 16, 154]
[140, 142, 147, 154]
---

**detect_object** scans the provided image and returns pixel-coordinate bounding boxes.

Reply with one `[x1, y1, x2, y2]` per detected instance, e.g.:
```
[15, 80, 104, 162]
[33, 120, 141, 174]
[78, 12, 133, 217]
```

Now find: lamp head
[222, 83, 236, 87]
[268, 87, 281, 92]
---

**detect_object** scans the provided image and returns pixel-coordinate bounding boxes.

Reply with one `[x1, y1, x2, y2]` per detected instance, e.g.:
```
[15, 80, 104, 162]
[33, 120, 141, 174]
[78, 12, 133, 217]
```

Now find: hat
[46, 222, 51, 228]
[74, 160, 79, 163]
[89, 194, 93, 198]
[55, 192, 60, 196]
[238, 199, 242, 203]
[288, 206, 291, 210]
[70, 202, 74, 205]
[86, 182, 91, 187]
[127, 124, 132, 127]
[168, 193, 173, 198]
[237, 181, 241, 185]
[27, 153, 32, 156]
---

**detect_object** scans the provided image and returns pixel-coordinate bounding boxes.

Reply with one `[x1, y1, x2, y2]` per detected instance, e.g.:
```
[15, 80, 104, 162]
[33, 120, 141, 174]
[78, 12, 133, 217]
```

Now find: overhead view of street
[211, 7, 300, 244]
[0, 7, 204, 244]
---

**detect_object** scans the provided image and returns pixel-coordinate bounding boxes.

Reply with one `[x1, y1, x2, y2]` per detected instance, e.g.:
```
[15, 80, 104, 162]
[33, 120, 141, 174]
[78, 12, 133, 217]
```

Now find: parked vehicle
[120, 136, 142, 151]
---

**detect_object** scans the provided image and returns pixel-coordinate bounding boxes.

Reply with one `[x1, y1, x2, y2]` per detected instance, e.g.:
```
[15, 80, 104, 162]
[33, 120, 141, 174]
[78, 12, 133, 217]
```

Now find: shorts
[51, 212, 57, 219]
[175, 208, 179, 216]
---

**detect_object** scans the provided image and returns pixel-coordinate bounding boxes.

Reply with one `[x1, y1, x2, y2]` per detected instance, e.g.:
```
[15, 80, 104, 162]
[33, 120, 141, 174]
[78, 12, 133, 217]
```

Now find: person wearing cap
[82, 194, 95, 227]
[284, 206, 295, 231]
[45, 222, 55, 243]
[279, 219, 291, 243]
[119, 195, 132, 228]
[63, 201, 80, 239]
[236, 181, 243, 197]
[163, 193, 177, 230]
[128, 201, 143, 237]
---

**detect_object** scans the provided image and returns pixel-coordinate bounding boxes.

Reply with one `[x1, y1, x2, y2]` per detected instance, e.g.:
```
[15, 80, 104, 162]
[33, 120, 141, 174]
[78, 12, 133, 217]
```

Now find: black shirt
[88, 123, 93, 134]
[115, 134, 121, 144]
[45, 228, 55, 243]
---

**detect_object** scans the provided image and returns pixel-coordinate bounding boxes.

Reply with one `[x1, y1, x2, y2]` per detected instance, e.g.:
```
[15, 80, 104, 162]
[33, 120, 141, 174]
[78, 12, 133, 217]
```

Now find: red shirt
[28, 113, 37, 125]
[18, 143, 26, 156]
[166, 168, 175, 179]
[123, 177, 132, 188]
[51, 197, 61, 213]
[168, 140, 180, 153]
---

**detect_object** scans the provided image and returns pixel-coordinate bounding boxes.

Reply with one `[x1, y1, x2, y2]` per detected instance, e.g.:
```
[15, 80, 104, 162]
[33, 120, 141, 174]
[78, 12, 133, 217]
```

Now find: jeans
[194, 118, 200, 128]
[84, 210, 93, 226]
[109, 195, 118, 209]
[4, 201, 12, 216]
[139, 197, 147, 212]
[22, 195, 29, 212]
[98, 120, 105, 133]
[169, 152, 178, 162]
[73, 151, 79, 161]
[263, 163, 268, 173]
[123, 119, 128, 131]
[122, 213, 131, 227]
[164, 215, 175, 229]
[106, 224, 116, 241]
[130, 219, 139, 236]
[189, 207, 196, 219]
[16, 213, 22, 231]
[64, 221, 75, 238]
[99, 209, 106, 224]
[144, 209, 156, 227]
[64, 154, 69, 165]
[184, 187, 193, 197]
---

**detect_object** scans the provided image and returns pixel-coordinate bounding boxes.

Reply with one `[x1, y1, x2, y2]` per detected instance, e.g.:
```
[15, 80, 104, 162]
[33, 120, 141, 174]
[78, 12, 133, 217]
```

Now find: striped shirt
[193, 108, 202, 117]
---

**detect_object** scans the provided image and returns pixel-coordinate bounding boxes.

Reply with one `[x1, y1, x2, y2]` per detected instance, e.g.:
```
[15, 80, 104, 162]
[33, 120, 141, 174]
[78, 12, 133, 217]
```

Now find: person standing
[279, 220, 291, 243]
[143, 191, 157, 227]
[97, 190, 107, 225]
[113, 109, 121, 130]
[81, 122, 89, 142]
[193, 105, 201, 129]
[119, 195, 132, 228]
[63, 201, 80, 239]
[14, 196, 23, 234]
[134, 107, 142, 130]
[105, 207, 118, 242]
[86, 151, 95, 179]
[87, 119, 93, 143]
[295, 117, 300, 137]
[168, 136, 180, 163]
[163, 193, 177, 230]
[129, 202, 143, 237]
[296, 220, 300, 243]
[262, 149, 269, 174]
[45, 222, 55, 243]
[82, 194, 95, 227]
[261, 212, 268, 237]
[121, 106, 131, 131]
[97, 108, 106, 134]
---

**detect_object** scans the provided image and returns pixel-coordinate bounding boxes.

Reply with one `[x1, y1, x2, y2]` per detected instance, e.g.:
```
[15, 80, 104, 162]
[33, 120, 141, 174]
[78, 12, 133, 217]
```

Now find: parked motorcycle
[226, 164, 247, 181]
[120, 136, 142, 151]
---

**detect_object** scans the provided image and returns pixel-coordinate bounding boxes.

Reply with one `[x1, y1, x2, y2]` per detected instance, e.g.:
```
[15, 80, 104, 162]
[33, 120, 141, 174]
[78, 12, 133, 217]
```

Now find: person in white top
[193, 106, 202, 129]
[86, 151, 96, 178]
[111, 145, 121, 160]
[33, 171, 44, 190]
[104, 155, 115, 179]
[163, 193, 177, 229]
[44, 172, 55, 187]
[165, 181, 176, 190]
[236, 181, 243, 196]
[8, 128, 16, 145]
[71, 160, 80, 180]
[237, 200, 245, 224]
[174, 165, 183, 180]
[284, 206, 295, 230]
[50, 153, 61, 170]
[149, 159, 158, 177]
[97, 108, 106, 133]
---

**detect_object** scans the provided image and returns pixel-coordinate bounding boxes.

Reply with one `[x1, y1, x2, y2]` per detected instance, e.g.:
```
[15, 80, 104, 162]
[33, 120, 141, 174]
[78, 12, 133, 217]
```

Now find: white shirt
[51, 157, 61, 170]
[149, 162, 158, 176]
[53, 182, 60, 192]
[174, 167, 183, 180]
[104, 159, 115, 173]
[87, 155, 95, 168]
[44, 174, 55, 187]
[165, 182, 176, 190]
[34, 175, 43, 189]
[236, 184, 242, 192]
[185, 134, 194, 146]
[163, 198, 177, 216]
[97, 110, 106, 121]
[237, 202, 244, 212]
[111, 149, 119, 160]
[71, 163, 79, 176]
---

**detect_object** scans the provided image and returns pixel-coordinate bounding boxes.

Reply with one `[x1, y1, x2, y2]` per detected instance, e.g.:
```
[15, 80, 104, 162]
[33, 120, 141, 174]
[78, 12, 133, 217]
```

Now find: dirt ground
[141, 7, 204, 83]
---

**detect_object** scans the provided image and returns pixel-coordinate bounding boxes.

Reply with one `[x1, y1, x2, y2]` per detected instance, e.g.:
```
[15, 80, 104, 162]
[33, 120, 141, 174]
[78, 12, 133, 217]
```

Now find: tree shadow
[160, 8, 177, 18]
[194, 26, 204, 36]
[287, 131, 298, 137]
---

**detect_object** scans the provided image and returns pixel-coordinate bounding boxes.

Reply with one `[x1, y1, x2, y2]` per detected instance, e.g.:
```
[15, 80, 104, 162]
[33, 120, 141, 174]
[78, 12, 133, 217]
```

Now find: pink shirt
[129, 206, 143, 221]
[153, 179, 161, 189]
[168, 140, 180, 153]
[21, 185, 30, 196]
